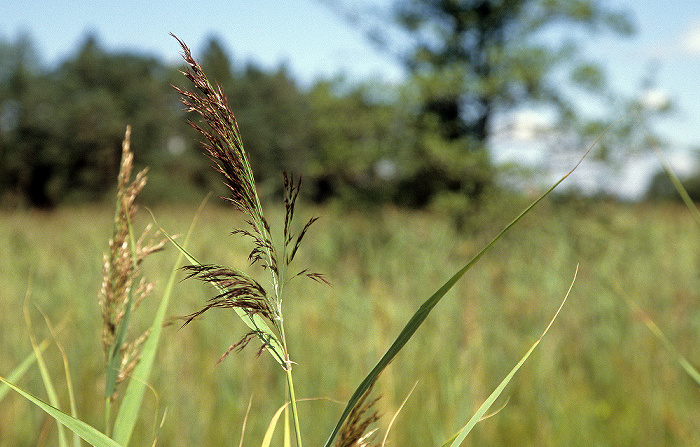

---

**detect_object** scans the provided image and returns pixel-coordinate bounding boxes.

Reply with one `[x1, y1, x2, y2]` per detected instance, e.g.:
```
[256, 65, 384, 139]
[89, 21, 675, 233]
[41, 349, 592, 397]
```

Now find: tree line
[0, 33, 427, 207]
[2, 1, 696, 209]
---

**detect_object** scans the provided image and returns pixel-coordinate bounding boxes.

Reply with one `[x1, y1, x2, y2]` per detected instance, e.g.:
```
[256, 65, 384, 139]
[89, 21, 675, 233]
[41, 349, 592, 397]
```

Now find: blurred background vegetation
[1, 0, 698, 211]
[1, 202, 698, 445]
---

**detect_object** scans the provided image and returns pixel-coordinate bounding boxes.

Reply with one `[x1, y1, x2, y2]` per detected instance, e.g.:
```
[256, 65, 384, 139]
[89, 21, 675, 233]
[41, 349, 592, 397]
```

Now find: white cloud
[508, 110, 553, 141]
[681, 19, 700, 55]
[645, 17, 700, 60]
[640, 88, 671, 110]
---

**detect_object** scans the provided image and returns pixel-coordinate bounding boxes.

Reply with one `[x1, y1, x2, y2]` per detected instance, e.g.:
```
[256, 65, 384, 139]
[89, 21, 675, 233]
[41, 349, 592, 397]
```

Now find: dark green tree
[0, 33, 183, 206]
[0, 33, 61, 207]
[199, 35, 235, 89]
[646, 166, 700, 203]
[228, 64, 312, 192]
[57, 35, 180, 199]
[306, 79, 414, 203]
[194, 37, 415, 204]
[195, 37, 314, 196]
[330, 0, 635, 205]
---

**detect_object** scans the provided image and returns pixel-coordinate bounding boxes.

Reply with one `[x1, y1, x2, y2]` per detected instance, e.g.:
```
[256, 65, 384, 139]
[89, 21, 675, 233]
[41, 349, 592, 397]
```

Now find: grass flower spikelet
[99, 125, 164, 401]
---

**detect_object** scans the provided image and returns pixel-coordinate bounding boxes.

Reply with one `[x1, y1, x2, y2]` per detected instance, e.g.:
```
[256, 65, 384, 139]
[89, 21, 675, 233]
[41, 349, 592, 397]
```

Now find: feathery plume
[335, 382, 381, 447]
[99, 125, 164, 400]
[171, 34, 326, 361]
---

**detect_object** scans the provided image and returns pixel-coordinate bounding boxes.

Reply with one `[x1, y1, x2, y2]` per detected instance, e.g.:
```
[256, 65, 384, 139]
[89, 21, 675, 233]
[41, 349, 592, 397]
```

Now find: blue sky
[2, 0, 700, 197]
[1, 0, 403, 82]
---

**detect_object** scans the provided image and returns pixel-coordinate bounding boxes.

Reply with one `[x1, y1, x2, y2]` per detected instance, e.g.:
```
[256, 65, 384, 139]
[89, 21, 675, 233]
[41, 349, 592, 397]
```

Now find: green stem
[278, 318, 302, 447]
[285, 365, 303, 447]
[105, 397, 111, 438]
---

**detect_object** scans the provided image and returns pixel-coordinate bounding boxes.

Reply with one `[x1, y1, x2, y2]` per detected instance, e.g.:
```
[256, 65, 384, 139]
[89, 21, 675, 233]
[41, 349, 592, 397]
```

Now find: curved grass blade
[262, 401, 290, 447]
[238, 395, 253, 447]
[649, 135, 700, 227]
[111, 199, 207, 446]
[381, 381, 418, 446]
[24, 296, 68, 447]
[0, 375, 122, 447]
[0, 336, 51, 403]
[323, 133, 601, 446]
[610, 281, 700, 387]
[443, 265, 576, 447]
[42, 312, 81, 447]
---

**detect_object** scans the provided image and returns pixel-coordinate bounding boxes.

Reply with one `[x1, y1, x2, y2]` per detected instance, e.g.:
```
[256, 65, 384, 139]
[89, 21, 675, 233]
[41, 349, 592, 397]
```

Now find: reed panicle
[335, 383, 381, 447]
[99, 125, 164, 401]
[172, 34, 325, 446]
[171, 34, 324, 360]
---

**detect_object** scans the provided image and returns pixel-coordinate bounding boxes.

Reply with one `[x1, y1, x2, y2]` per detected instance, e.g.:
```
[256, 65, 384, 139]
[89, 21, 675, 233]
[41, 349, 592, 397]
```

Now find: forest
[1, 8, 697, 211]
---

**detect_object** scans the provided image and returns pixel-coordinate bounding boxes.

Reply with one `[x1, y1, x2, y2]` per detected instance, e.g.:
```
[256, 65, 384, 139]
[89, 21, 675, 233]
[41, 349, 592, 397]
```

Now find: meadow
[0, 197, 698, 446]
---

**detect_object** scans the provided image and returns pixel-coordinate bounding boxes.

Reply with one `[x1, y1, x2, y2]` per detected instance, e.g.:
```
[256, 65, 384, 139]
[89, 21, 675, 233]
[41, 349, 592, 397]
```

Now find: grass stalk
[42, 312, 81, 447]
[0, 335, 51, 403]
[609, 281, 700, 387]
[285, 366, 303, 447]
[279, 318, 303, 447]
[23, 288, 68, 447]
[98, 125, 166, 441]
[444, 265, 577, 446]
[648, 134, 700, 227]
[0, 312, 68, 404]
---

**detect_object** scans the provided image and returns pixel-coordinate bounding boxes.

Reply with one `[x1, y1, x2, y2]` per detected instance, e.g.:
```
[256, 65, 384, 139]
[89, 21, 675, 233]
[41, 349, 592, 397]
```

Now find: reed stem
[285, 365, 303, 447]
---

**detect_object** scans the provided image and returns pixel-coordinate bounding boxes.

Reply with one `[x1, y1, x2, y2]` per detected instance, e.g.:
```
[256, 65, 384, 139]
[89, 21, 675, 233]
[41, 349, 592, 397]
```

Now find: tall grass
[1, 201, 698, 445]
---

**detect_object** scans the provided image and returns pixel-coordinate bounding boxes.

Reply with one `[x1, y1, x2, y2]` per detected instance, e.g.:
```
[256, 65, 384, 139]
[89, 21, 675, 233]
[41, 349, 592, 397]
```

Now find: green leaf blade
[112, 202, 206, 446]
[0, 376, 122, 447]
[324, 136, 598, 446]
[446, 267, 576, 446]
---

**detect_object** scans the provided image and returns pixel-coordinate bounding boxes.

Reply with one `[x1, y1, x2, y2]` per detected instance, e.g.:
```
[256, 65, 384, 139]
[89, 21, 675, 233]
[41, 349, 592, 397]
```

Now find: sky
[2, 0, 700, 198]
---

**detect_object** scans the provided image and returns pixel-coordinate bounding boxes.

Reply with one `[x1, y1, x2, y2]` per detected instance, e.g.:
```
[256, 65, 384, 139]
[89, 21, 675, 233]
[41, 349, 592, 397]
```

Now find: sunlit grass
[1, 199, 698, 445]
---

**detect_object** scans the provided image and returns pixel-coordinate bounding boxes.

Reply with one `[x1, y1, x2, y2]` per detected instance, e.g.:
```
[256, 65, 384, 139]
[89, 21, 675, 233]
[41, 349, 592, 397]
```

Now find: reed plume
[171, 33, 326, 446]
[171, 33, 324, 363]
[99, 125, 164, 402]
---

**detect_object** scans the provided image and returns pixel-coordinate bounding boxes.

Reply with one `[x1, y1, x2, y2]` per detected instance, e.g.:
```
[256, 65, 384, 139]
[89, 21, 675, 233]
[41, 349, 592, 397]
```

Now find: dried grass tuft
[335, 382, 382, 447]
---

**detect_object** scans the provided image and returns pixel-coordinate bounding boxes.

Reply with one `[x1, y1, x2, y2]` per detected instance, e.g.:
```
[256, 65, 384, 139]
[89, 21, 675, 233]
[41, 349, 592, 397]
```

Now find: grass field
[0, 199, 698, 445]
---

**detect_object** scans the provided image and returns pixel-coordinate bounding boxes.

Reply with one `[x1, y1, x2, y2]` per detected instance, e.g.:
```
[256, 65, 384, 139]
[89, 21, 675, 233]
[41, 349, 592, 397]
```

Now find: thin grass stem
[285, 367, 303, 447]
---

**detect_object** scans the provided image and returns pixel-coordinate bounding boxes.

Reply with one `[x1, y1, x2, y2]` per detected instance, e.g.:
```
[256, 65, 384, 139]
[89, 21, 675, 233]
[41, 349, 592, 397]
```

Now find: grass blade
[24, 297, 68, 447]
[238, 395, 253, 447]
[649, 136, 700, 227]
[612, 282, 700, 387]
[0, 336, 51, 403]
[444, 265, 576, 446]
[323, 133, 600, 446]
[382, 381, 418, 446]
[0, 375, 122, 447]
[42, 312, 81, 447]
[262, 401, 290, 447]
